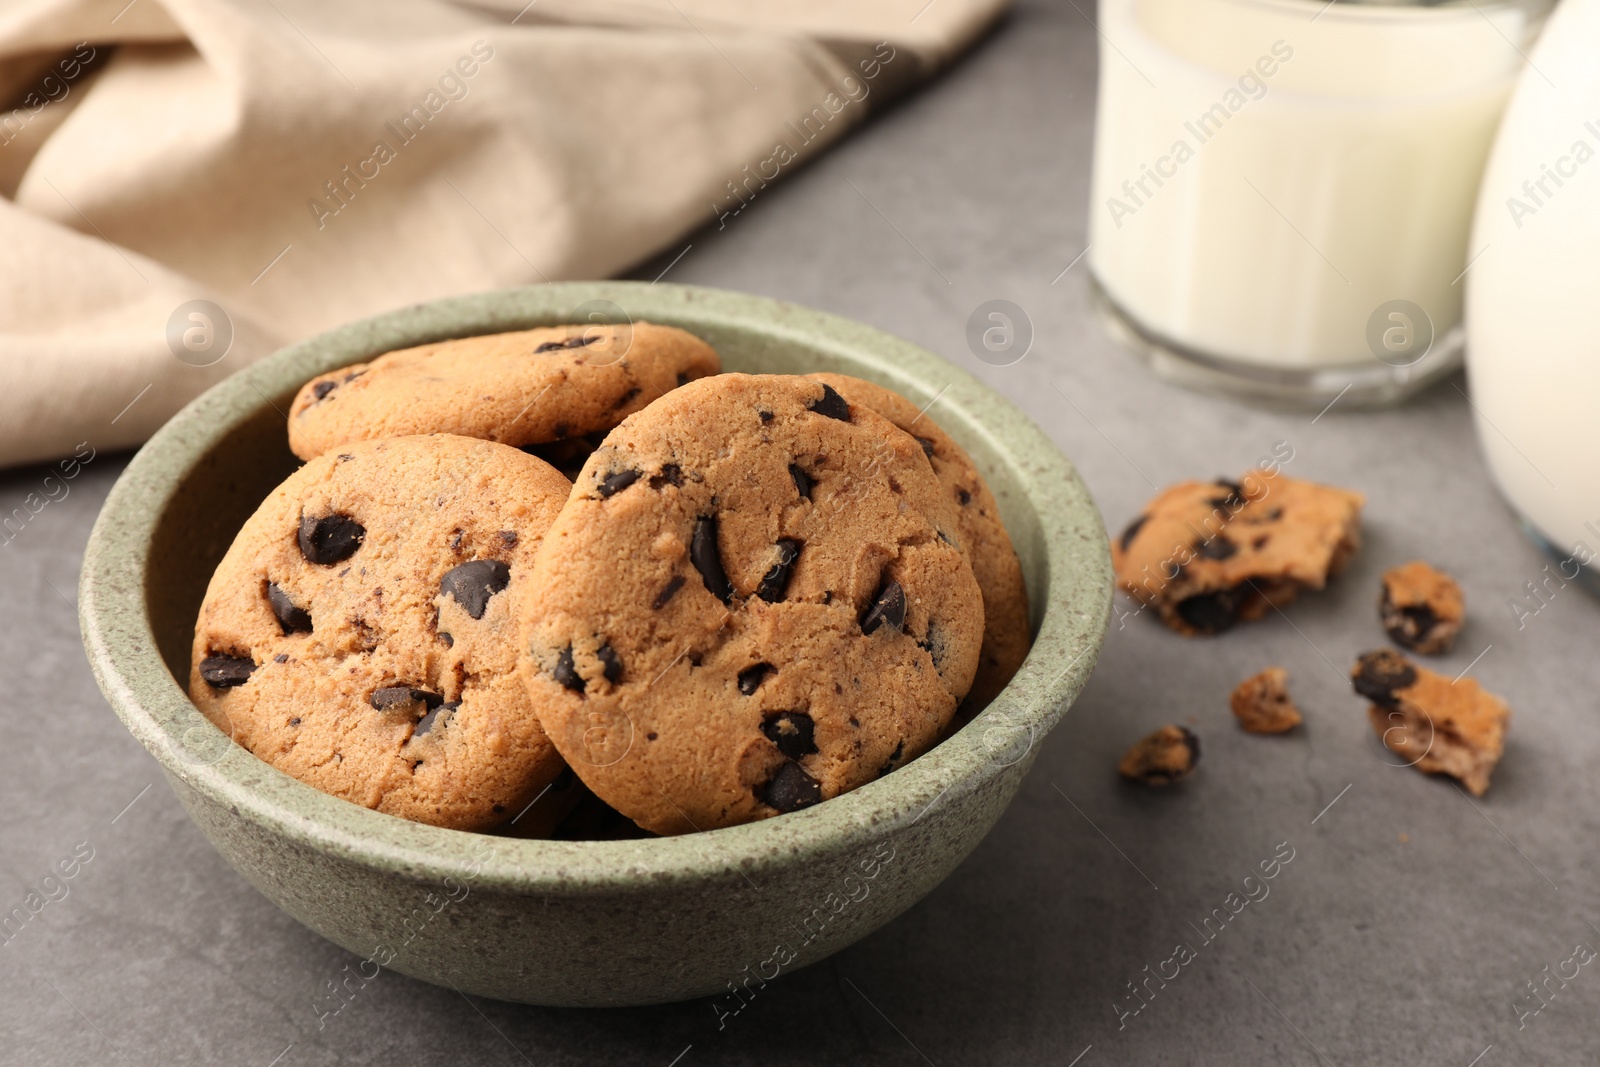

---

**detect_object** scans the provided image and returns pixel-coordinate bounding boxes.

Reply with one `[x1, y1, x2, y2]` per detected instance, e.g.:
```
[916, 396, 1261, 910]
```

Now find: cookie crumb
[1118, 725, 1200, 785]
[1380, 561, 1464, 655]
[1230, 667, 1302, 734]
[1351, 649, 1509, 796]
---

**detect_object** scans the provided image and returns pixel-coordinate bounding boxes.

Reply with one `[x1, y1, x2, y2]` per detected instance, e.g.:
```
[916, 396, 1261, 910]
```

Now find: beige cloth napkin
[0, 0, 1004, 469]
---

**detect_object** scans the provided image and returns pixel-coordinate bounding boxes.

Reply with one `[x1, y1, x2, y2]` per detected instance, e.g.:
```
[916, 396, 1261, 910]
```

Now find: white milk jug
[1466, 0, 1600, 579]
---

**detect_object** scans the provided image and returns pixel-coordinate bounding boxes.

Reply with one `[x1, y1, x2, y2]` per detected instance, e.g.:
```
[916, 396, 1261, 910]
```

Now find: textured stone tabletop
[4, 2, 1597, 1063]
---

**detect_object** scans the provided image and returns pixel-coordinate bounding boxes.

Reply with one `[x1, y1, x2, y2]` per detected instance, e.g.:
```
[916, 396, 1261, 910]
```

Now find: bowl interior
[84, 283, 1112, 892]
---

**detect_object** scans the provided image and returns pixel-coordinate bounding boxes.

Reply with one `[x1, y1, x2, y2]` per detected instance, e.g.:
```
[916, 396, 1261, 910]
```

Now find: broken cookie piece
[1118, 725, 1200, 785]
[1112, 469, 1364, 636]
[1230, 667, 1302, 734]
[1380, 561, 1464, 655]
[1351, 649, 1509, 796]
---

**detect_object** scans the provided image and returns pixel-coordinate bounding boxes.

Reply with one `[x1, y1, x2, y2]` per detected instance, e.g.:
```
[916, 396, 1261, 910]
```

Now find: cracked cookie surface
[190, 434, 571, 831]
[287, 322, 720, 460]
[806, 374, 1030, 711]
[1112, 469, 1364, 635]
[516, 373, 985, 835]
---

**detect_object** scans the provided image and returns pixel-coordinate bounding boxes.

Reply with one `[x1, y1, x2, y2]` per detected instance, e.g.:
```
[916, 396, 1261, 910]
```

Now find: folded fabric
[0, 0, 1005, 468]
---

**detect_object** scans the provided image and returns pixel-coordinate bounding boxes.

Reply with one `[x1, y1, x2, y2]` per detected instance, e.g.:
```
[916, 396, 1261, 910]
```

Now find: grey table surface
[5, 2, 1599, 1064]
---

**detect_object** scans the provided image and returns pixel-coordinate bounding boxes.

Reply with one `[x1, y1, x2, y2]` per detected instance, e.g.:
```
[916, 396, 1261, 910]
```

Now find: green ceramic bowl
[79, 283, 1111, 1007]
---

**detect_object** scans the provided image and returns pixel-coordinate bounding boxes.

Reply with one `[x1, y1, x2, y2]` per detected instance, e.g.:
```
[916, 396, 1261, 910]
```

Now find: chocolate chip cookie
[806, 374, 1030, 710]
[517, 374, 985, 835]
[1112, 470, 1364, 635]
[287, 322, 721, 460]
[1352, 649, 1509, 796]
[1380, 561, 1464, 655]
[190, 435, 571, 831]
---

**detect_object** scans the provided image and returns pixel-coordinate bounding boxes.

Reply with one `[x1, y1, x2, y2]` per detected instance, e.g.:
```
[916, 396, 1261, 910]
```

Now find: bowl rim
[79, 282, 1112, 893]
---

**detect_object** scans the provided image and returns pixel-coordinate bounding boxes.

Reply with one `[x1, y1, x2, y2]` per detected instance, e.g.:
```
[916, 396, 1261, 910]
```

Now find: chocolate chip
[1175, 587, 1245, 634]
[267, 582, 312, 634]
[809, 384, 851, 422]
[957, 488, 972, 506]
[498, 530, 519, 547]
[649, 464, 683, 490]
[199, 654, 254, 688]
[597, 643, 623, 683]
[612, 386, 641, 409]
[1181, 727, 1200, 765]
[1119, 515, 1149, 552]
[762, 711, 818, 760]
[274, 653, 289, 663]
[413, 700, 458, 737]
[1352, 650, 1417, 709]
[738, 663, 773, 695]
[553, 645, 584, 693]
[789, 463, 813, 500]
[289, 716, 301, 726]
[1195, 537, 1236, 561]
[915, 436, 936, 460]
[439, 560, 511, 620]
[371, 686, 444, 711]
[917, 620, 944, 668]
[311, 380, 336, 401]
[535, 334, 601, 353]
[298, 513, 365, 565]
[439, 632, 453, 648]
[1381, 588, 1442, 651]
[760, 760, 821, 813]
[757, 539, 802, 603]
[1209, 479, 1246, 509]
[758, 409, 774, 423]
[877, 740, 905, 778]
[861, 580, 906, 635]
[652, 575, 686, 610]
[598, 469, 641, 498]
[337, 454, 354, 462]
[691, 517, 733, 603]
[1400, 604, 1440, 640]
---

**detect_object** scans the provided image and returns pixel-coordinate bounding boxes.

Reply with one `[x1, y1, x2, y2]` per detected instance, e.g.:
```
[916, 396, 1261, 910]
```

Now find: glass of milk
[1087, 0, 1550, 406]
